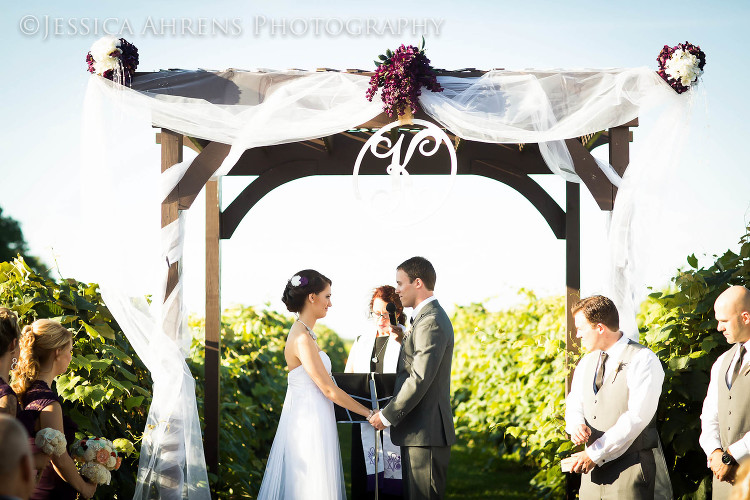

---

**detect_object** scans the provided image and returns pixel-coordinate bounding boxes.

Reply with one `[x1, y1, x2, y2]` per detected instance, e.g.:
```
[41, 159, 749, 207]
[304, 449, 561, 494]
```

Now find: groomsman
[699, 285, 750, 498]
[565, 295, 667, 499]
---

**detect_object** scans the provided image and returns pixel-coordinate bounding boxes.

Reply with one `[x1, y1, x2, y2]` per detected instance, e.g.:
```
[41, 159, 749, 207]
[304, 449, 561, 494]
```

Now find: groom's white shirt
[379, 295, 437, 428]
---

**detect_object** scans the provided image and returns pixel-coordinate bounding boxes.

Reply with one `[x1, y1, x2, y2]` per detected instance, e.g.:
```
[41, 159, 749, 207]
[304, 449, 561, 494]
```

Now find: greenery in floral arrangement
[187, 304, 349, 498]
[365, 37, 443, 118]
[0, 257, 145, 499]
[638, 224, 749, 498]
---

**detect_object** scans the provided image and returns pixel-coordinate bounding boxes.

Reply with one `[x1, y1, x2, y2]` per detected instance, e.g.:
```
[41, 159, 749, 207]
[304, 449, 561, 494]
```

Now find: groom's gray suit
[381, 299, 455, 500]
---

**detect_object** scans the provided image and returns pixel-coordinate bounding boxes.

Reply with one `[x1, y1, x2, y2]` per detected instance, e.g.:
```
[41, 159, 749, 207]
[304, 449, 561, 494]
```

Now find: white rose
[665, 49, 702, 86]
[83, 447, 97, 462]
[290, 275, 302, 286]
[89, 36, 122, 75]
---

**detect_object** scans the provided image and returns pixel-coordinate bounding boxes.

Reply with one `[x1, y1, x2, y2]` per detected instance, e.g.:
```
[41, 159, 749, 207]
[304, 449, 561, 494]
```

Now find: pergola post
[565, 181, 581, 394]
[160, 129, 182, 312]
[205, 179, 221, 474]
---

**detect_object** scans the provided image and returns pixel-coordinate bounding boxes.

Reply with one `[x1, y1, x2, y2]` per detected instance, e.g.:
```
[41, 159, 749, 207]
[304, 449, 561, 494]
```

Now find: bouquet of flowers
[70, 437, 122, 485]
[34, 428, 66, 456]
[85, 36, 139, 85]
[366, 37, 443, 120]
[657, 41, 706, 94]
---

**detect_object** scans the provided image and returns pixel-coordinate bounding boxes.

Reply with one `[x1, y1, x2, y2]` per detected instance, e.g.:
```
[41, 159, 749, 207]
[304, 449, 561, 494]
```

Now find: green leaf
[124, 396, 144, 411]
[687, 254, 699, 269]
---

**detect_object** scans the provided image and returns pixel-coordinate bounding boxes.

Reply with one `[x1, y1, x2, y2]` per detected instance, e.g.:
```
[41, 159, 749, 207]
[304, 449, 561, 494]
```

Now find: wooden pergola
[148, 68, 636, 474]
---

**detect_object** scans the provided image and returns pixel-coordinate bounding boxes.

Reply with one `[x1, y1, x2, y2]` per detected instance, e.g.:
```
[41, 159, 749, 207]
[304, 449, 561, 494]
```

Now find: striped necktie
[594, 352, 608, 394]
[731, 345, 746, 387]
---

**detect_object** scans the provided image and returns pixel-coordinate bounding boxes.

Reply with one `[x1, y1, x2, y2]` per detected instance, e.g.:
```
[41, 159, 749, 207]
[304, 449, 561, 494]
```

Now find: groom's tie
[594, 352, 608, 394]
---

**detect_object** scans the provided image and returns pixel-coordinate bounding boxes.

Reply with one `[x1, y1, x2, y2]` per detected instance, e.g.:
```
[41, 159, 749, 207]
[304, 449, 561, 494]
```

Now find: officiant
[344, 285, 405, 500]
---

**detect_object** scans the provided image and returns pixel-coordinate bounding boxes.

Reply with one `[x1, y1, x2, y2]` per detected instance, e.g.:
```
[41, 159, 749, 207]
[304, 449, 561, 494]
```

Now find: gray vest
[583, 341, 659, 460]
[718, 343, 750, 449]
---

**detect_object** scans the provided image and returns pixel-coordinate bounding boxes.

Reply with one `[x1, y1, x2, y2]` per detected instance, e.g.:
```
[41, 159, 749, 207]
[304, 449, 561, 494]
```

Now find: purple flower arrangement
[86, 37, 139, 86]
[365, 38, 443, 118]
[657, 41, 706, 94]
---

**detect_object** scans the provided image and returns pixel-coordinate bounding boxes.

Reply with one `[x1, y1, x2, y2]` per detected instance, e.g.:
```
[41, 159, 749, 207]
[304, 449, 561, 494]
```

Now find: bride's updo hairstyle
[12, 319, 72, 398]
[0, 308, 21, 357]
[282, 269, 332, 313]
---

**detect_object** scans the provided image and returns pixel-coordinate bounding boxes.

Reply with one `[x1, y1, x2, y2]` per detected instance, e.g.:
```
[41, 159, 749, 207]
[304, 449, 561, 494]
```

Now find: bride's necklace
[372, 336, 388, 364]
[296, 319, 317, 340]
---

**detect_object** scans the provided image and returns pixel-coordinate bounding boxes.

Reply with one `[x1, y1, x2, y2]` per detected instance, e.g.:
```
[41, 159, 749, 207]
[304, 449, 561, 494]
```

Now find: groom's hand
[369, 410, 386, 430]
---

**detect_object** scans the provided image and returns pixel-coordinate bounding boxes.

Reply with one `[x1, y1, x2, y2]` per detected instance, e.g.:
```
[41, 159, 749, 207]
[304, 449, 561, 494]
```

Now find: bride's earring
[10, 357, 18, 371]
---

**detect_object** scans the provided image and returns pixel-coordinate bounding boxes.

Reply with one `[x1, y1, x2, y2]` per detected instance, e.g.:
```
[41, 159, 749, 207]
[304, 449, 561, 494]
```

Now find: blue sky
[2, 1, 749, 338]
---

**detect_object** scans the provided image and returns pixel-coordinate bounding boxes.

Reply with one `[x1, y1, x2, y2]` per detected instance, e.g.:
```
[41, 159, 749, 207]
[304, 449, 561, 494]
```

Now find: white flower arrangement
[35, 428, 67, 456]
[88, 36, 122, 75]
[664, 49, 703, 87]
[656, 41, 706, 94]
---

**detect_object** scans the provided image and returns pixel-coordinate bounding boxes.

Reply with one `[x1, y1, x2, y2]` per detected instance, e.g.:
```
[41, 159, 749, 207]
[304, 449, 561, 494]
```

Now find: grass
[338, 425, 536, 499]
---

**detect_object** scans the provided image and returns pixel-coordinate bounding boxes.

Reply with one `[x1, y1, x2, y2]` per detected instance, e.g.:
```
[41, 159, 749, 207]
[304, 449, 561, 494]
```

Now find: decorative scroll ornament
[352, 119, 457, 225]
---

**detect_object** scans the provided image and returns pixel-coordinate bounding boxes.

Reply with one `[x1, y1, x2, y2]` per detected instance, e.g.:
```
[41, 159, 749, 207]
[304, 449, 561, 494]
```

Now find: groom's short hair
[398, 257, 436, 291]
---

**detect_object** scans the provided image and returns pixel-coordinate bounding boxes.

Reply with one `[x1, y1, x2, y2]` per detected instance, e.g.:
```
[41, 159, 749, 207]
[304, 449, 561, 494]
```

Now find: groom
[370, 256, 456, 499]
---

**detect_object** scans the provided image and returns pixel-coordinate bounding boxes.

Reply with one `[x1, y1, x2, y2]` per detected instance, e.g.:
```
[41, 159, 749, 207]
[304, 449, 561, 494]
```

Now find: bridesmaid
[0, 307, 21, 416]
[14, 319, 96, 500]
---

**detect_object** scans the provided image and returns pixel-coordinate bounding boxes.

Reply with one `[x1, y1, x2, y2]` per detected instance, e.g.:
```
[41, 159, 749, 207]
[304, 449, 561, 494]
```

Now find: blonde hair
[0, 308, 21, 356]
[11, 320, 72, 398]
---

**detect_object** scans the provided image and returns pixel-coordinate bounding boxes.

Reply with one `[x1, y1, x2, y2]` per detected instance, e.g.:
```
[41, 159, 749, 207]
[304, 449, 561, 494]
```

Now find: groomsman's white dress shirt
[565, 334, 664, 465]
[699, 338, 750, 461]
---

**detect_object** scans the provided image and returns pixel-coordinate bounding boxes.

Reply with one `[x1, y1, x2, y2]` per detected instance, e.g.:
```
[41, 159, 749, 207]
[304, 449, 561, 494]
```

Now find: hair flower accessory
[657, 41, 706, 94]
[290, 275, 308, 287]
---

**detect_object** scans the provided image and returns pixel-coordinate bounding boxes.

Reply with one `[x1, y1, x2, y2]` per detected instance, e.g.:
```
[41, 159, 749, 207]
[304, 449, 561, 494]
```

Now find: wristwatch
[722, 450, 737, 466]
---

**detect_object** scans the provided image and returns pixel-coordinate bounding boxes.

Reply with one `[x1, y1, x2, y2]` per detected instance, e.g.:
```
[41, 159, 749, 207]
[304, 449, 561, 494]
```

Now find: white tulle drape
[80, 66, 693, 497]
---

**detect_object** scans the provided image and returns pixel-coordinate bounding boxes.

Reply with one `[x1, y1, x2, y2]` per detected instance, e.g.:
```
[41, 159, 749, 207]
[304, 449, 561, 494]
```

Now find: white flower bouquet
[34, 427, 67, 456]
[69, 437, 122, 485]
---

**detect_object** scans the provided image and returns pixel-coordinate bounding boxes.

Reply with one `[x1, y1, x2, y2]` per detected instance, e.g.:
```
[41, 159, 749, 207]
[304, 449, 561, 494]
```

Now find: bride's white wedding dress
[257, 349, 347, 499]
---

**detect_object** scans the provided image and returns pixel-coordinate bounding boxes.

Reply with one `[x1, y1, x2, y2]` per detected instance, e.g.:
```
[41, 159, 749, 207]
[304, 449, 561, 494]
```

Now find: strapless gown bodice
[287, 350, 331, 389]
[258, 349, 346, 499]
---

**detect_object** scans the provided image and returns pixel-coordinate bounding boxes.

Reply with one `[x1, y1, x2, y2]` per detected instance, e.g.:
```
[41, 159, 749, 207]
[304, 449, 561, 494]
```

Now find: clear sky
[2, 1, 749, 338]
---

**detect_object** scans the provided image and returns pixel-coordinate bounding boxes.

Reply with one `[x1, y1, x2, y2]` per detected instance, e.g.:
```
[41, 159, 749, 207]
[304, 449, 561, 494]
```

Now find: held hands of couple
[369, 410, 386, 430]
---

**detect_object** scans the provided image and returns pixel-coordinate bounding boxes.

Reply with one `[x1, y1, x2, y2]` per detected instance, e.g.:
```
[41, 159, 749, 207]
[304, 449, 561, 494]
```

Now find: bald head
[716, 286, 750, 313]
[715, 286, 750, 344]
[0, 414, 33, 499]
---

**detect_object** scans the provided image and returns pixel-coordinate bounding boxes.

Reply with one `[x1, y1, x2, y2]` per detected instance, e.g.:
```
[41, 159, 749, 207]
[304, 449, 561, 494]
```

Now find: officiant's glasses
[370, 311, 389, 320]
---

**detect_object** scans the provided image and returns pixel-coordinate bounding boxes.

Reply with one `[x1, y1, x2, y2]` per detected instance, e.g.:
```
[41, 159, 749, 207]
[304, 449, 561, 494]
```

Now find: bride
[258, 270, 374, 500]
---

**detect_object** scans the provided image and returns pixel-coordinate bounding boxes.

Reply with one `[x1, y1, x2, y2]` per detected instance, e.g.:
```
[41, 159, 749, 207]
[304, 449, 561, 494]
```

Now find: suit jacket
[381, 299, 456, 447]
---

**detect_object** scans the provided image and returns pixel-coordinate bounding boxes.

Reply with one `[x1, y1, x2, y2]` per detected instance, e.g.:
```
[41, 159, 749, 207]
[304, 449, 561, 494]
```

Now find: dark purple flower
[366, 42, 443, 117]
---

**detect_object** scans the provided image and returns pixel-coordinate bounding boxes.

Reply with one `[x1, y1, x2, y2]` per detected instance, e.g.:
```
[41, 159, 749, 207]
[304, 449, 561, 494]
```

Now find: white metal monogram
[352, 119, 457, 224]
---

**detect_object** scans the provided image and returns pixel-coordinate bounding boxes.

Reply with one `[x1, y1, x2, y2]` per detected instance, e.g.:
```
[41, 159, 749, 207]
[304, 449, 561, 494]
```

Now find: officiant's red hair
[370, 285, 406, 325]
